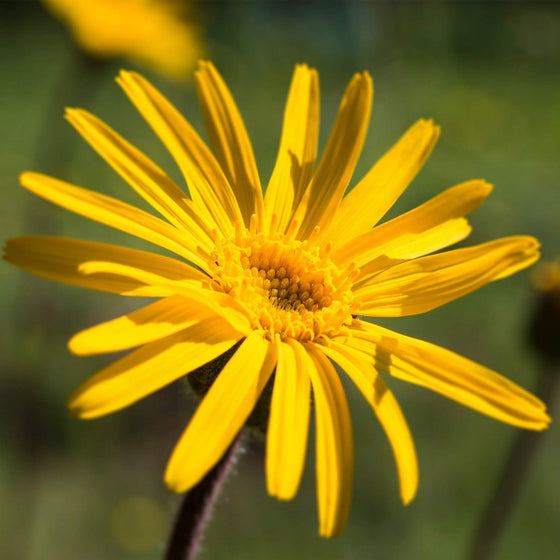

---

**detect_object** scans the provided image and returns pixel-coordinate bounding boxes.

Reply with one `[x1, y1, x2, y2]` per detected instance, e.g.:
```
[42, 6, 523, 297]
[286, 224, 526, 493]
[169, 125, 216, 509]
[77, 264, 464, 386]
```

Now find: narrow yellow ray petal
[300, 341, 354, 538]
[264, 64, 319, 234]
[20, 172, 210, 269]
[165, 331, 277, 492]
[343, 320, 550, 430]
[292, 72, 373, 239]
[3, 236, 204, 296]
[195, 61, 264, 229]
[322, 342, 418, 505]
[68, 315, 243, 419]
[326, 119, 440, 247]
[69, 295, 215, 356]
[117, 70, 243, 235]
[333, 180, 492, 267]
[355, 236, 540, 316]
[337, 218, 472, 272]
[65, 108, 214, 248]
[77, 260, 252, 334]
[266, 336, 311, 500]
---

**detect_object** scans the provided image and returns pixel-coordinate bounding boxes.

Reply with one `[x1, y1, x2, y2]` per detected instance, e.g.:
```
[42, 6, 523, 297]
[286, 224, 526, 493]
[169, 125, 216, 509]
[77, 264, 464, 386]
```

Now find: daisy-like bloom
[5, 63, 550, 537]
[41, 0, 202, 79]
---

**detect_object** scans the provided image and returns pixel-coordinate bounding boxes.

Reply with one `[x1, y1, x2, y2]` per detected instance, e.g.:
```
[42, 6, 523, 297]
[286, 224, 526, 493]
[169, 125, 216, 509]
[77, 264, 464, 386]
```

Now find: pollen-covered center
[210, 225, 356, 342]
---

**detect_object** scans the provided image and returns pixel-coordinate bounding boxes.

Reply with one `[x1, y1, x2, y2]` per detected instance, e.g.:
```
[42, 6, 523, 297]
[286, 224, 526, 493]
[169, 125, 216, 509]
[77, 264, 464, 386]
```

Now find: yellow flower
[528, 259, 560, 362]
[41, 0, 202, 79]
[5, 63, 550, 537]
[533, 260, 560, 303]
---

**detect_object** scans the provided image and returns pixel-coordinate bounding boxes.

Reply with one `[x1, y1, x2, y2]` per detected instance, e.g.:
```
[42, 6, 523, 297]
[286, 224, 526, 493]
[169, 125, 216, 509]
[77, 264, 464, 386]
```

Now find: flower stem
[468, 361, 559, 560]
[164, 430, 245, 560]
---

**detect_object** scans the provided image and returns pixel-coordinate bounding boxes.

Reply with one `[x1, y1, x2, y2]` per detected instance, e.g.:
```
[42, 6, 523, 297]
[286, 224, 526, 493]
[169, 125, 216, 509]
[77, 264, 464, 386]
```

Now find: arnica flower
[5, 63, 550, 537]
[41, 0, 202, 79]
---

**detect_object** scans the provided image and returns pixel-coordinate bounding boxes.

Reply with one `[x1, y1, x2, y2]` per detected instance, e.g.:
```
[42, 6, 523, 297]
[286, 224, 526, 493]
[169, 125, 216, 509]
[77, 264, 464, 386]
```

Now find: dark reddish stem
[163, 431, 245, 560]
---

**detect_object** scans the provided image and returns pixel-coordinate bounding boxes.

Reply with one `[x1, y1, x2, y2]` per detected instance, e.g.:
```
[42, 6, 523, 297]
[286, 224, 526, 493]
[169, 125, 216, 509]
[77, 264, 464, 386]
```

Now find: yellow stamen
[210, 226, 356, 342]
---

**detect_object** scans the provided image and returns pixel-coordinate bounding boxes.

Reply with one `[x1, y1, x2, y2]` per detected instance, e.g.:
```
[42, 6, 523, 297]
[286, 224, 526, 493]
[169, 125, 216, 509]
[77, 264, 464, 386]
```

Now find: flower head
[5, 62, 550, 537]
[528, 259, 560, 362]
[41, 0, 202, 79]
[533, 260, 560, 304]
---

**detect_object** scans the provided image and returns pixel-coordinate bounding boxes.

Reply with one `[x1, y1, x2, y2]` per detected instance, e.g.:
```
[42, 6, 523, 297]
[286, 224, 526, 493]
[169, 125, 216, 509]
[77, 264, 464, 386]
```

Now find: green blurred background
[1, 1, 559, 559]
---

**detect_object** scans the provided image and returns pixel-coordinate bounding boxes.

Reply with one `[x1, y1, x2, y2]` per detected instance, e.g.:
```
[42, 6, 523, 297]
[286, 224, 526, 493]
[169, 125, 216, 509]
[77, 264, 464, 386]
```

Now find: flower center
[210, 222, 356, 342]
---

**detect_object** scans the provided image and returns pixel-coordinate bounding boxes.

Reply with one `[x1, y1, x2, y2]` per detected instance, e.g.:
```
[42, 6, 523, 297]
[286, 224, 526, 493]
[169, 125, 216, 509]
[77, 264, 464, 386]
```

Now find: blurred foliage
[1, 1, 559, 559]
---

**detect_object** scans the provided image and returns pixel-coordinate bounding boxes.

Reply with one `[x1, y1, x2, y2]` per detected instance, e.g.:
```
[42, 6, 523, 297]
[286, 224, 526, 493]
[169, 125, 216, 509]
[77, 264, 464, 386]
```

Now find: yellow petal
[195, 61, 264, 229]
[165, 331, 277, 492]
[264, 64, 319, 234]
[68, 315, 243, 419]
[69, 295, 215, 356]
[355, 236, 540, 316]
[338, 218, 472, 273]
[117, 70, 243, 235]
[76, 259, 252, 334]
[327, 119, 440, 247]
[322, 341, 418, 505]
[3, 236, 203, 296]
[344, 320, 550, 430]
[333, 180, 492, 267]
[41, 0, 201, 79]
[65, 108, 214, 249]
[19, 172, 209, 269]
[266, 336, 311, 500]
[302, 342, 354, 538]
[293, 72, 373, 239]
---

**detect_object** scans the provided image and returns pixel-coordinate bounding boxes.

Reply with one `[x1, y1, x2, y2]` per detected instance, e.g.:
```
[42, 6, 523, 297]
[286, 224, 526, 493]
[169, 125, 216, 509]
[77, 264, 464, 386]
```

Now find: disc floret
[210, 220, 357, 342]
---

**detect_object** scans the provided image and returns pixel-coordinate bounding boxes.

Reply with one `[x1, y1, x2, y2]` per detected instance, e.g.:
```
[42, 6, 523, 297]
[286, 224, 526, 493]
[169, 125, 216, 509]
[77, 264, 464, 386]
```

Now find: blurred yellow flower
[5, 62, 550, 537]
[529, 259, 560, 361]
[533, 260, 560, 303]
[41, 0, 202, 79]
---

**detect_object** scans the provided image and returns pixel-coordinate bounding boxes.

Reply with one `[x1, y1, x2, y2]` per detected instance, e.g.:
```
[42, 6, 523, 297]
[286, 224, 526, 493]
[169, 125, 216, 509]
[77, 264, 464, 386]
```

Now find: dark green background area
[1, 1, 559, 559]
